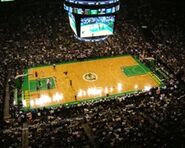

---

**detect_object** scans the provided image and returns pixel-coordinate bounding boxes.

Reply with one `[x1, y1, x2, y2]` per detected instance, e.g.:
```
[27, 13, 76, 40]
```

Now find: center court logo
[83, 72, 98, 82]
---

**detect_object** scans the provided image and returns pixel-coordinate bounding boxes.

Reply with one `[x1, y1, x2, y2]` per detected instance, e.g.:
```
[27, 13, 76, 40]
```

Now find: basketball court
[21, 55, 162, 108]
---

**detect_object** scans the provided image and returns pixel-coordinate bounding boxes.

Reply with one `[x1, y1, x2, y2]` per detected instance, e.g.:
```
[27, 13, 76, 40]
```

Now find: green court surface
[29, 77, 55, 92]
[123, 64, 150, 77]
[17, 55, 164, 109]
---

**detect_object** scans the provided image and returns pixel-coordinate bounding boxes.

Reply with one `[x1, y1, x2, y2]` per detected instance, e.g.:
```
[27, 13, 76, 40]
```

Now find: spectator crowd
[0, 0, 185, 147]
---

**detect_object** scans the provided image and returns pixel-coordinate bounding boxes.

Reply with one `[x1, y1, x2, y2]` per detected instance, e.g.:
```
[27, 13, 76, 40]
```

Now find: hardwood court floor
[24, 55, 161, 108]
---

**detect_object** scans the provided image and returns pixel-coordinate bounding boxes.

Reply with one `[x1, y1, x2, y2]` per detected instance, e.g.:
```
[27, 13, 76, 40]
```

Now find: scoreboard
[64, 0, 120, 41]
[1, 0, 14, 2]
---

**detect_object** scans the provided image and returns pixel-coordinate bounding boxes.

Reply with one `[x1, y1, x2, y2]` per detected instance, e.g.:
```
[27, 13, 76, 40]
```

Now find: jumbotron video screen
[68, 13, 77, 35]
[80, 16, 115, 37]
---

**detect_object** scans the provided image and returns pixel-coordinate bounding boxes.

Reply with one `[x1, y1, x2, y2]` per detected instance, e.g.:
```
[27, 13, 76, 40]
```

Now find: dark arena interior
[0, 0, 185, 147]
